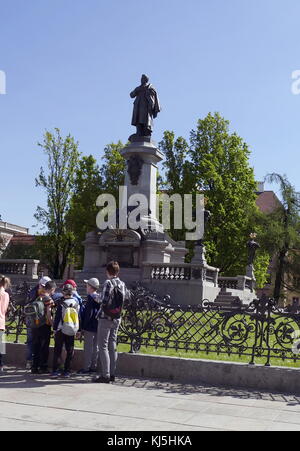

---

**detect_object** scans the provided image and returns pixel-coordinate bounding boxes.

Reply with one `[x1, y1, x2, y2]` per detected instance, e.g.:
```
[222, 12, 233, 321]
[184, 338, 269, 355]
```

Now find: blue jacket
[81, 294, 100, 333]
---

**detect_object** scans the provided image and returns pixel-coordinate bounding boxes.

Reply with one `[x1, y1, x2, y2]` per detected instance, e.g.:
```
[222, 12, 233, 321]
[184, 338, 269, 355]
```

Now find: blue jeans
[26, 327, 33, 361]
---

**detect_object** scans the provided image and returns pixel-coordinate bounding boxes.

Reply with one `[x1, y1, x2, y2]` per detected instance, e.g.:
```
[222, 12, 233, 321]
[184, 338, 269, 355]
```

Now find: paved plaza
[0, 367, 300, 431]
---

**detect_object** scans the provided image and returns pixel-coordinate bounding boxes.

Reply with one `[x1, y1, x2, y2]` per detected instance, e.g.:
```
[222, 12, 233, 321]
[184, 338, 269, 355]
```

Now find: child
[28, 280, 56, 375]
[78, 278, 100, 375]
[25, 276, 52, 370]
[0, 275, 10, 372]
[53, 279, 83, 309]
[52, 284, 80, 378]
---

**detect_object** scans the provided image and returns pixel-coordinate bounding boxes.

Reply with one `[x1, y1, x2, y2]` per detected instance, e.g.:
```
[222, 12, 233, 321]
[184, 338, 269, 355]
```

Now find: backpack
[102, 279, 125, 320]
[61, 301, 79, 336]
[24, 298, 47, 329]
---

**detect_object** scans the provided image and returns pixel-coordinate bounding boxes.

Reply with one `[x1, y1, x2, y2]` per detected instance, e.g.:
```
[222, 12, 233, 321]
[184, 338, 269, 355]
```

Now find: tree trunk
[273, 248, 287, 303]
[52, 251, 61, 280]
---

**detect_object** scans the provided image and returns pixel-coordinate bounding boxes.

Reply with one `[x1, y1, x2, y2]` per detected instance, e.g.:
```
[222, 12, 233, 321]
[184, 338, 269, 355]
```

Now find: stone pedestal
[120, 139, 164, 221]
[82, 231, 101, 272]
[81, 137, 188, 282]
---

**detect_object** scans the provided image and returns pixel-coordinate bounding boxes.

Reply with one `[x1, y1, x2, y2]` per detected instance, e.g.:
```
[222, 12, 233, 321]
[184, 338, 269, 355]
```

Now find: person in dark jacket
[26, 276, 52, 370]
[78, 278, 100, 375]
[31, 280, 56, 375]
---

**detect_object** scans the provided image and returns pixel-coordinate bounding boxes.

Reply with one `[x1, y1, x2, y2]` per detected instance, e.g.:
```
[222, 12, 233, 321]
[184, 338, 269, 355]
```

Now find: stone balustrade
[0, 259, 40, 280]
[142, 262, 219, 285]
[142, 264, 255, 293]
[218, 275, 255, 292]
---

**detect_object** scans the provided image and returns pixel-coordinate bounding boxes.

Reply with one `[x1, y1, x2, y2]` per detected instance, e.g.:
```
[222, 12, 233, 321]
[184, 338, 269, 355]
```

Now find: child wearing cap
[78, 278, 101, 375]
[52, 284, 80, 378]
[53, 279, 83, 309]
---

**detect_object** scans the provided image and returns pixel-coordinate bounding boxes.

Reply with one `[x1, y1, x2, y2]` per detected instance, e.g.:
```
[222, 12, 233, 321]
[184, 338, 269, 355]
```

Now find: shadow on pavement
[0, 367, 90, 389]
[117, 376, 300, 405]
[1, 367, 300, 406]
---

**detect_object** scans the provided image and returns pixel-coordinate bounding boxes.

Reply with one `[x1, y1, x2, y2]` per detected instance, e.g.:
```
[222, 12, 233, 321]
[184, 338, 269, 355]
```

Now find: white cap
[84, 278, 100, 289]
[39, 276, 52, 287]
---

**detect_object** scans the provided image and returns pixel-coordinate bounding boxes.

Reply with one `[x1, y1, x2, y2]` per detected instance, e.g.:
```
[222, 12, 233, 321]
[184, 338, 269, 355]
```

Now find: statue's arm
[130, 87, 138, 98]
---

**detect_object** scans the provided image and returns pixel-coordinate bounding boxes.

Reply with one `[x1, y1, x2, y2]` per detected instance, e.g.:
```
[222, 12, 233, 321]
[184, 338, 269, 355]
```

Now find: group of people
[0, 261, 127, 383]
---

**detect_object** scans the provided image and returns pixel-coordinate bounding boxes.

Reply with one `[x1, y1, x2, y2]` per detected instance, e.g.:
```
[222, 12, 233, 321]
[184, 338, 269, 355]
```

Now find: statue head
[141, 74, 149, 85]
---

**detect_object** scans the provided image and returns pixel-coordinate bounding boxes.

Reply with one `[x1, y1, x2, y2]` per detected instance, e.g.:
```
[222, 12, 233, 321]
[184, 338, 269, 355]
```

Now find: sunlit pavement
[0, 367, 300, 431]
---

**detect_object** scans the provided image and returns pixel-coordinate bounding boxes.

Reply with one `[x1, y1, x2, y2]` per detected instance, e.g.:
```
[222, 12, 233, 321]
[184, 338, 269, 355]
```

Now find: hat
[39, 276, 52, 287]
[63, 279, 77, 289]
[84, 278, 100, 290]
[62, 284, 74, 296]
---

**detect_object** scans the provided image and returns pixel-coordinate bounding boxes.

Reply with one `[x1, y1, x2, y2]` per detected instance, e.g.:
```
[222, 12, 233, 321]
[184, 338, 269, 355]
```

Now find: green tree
[159, 131, 192, 242]
[2, 243, 38, 259]
[263, 173, 300, 302]
[160, 113, 260, 276]
[100, 141, 126, 201]
[34, 129, 80, 279]
[67, 155, 102, 267]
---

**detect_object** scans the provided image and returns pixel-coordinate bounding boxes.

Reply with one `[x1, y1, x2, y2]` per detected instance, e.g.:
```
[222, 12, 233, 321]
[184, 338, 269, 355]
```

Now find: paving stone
[1, 368, 300, 431]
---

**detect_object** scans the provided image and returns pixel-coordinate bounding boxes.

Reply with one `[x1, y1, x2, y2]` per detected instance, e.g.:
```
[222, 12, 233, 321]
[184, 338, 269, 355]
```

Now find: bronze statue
[130, 74, 161, 139]
[247, 233, 260, 265]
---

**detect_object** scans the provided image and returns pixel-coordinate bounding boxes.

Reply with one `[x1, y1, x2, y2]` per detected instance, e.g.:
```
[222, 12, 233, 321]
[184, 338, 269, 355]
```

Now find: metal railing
[6, 283, 300, 367]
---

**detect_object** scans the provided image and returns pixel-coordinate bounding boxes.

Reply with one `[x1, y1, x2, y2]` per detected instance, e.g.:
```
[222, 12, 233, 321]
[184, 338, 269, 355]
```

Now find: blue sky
[0, 0, 300, 230]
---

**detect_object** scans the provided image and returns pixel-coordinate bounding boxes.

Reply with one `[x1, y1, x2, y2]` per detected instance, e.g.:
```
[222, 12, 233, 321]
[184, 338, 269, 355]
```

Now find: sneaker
[0, 366, 4, 373]
[62, 371, 71, 378]
[110, 376, 115, 382]
[31, 368, 40, 375]
[93, 376, 110, 384]
[39, 368, 50, 375]
[51, 371, 61, 378]
[25, 360, 32, 370]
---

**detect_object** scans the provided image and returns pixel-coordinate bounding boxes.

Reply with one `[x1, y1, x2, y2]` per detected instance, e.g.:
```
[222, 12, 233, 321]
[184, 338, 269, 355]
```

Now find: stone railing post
[237, 275, 246, 291]
[142, 263, 153, 281]
[25, 260, 39, 280]
[213, 268, 219, 287]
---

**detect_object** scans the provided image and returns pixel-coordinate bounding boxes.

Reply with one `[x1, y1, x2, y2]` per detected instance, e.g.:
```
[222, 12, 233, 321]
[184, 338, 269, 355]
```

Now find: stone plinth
[120, 139, 164, 220]
[82, 231, 101, 272]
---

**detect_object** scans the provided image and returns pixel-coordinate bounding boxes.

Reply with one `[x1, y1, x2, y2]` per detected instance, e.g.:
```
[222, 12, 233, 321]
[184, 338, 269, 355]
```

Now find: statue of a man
[130, 74, 161, 139]
[247, 233, 260, 265]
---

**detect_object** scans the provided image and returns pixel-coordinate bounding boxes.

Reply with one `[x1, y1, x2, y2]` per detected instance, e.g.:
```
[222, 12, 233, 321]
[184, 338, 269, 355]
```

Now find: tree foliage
[262, 173, 300, 301]
[34, 129, 80, 279]
[160, 113, 262, 277]
[100, 141, 126, 202]
[67, 155, 102, 267]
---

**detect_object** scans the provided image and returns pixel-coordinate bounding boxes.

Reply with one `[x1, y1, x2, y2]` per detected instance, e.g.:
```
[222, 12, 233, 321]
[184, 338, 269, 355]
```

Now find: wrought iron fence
[118, 285, 300, 367]
[5, 282, 300, 367]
